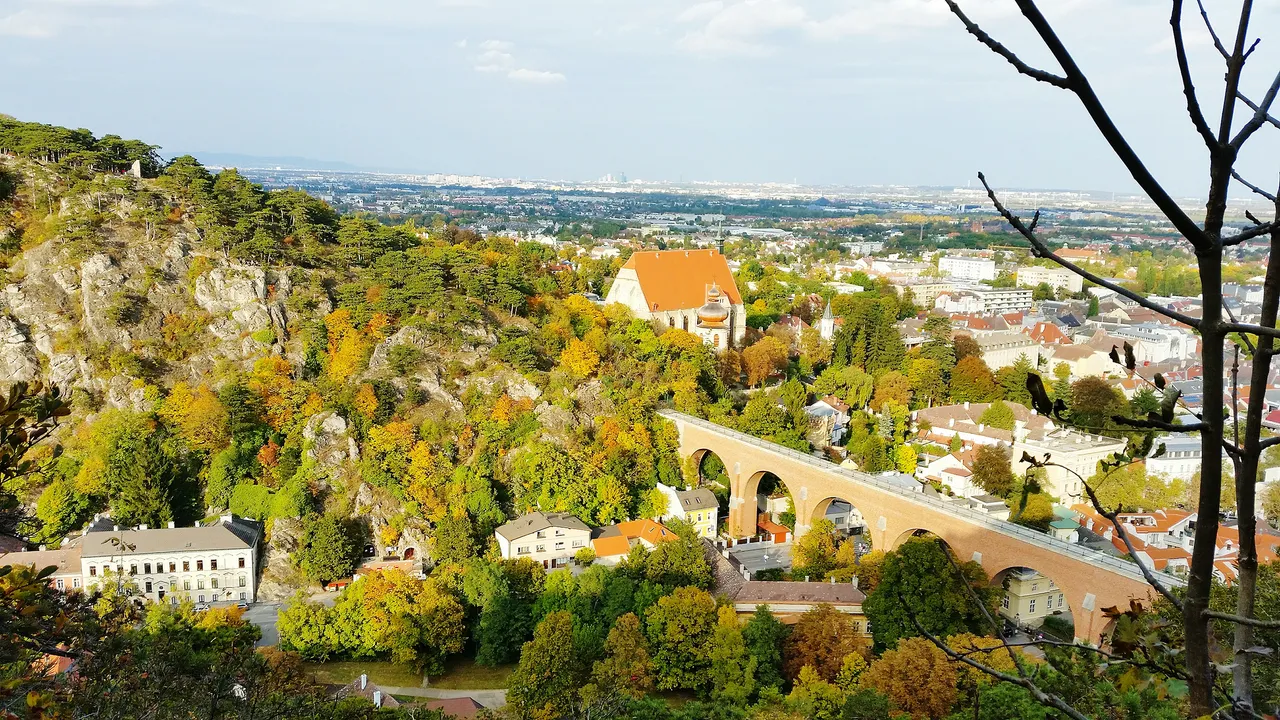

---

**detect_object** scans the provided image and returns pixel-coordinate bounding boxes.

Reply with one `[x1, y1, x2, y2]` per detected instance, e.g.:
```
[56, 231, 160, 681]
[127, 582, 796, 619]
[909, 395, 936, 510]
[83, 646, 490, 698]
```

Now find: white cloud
[675, 0, 1025, 56]
[0, 9, 59, 37]
[469, 39, 566, 84]
[0, 0, 166, 37]
[507, 68, 566, 83]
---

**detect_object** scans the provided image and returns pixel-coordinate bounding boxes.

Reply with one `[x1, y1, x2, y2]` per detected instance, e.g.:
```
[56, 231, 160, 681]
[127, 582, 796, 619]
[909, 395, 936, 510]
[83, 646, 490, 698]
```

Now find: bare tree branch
[1224, 304, 1258, 355]
[1229, 67, 1280, 149]
[1224, 222, 1277, 247]
[940, 0, 1071, 89]
[1236, 92, 1280, 130]
[1113, 415, 1207, 432]
[1232, 170, 1278, 202]
[979, 173, 1203, 327]
[1195, 0, 1230, 58]
[1205, 609, 1280, 628]
[1172, 0, 1222, 148]
[1010, 0, 1212, 249]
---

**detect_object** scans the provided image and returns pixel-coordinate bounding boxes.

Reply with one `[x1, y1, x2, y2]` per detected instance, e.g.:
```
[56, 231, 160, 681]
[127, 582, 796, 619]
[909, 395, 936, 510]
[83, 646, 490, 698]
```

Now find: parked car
[194, 603, 211, 612]
[236, 602, 249, 610]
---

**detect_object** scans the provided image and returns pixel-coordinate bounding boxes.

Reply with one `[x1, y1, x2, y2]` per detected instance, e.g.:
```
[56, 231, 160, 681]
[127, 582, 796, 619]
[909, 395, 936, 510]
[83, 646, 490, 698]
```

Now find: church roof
[621, 250, 742, 312]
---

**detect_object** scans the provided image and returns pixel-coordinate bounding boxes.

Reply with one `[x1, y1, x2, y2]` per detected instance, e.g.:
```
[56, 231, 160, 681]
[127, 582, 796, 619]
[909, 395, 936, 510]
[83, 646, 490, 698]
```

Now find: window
[517, 546, 529, 555]
[211, 559, 218, 570]
[197, 560, 204, 571]
[89, 565, 97, 577]
[536, 531, 545, 539]
[572, 540, 583, 548]
[184, 580, 191, 591]
[211, 577, 218, 589]
[183, 561, 190, 572]
[1029, 599, 1036, 613]
[169, 562, 176, 572]
[554, 529, 564, 537]
[72, 579, 80, 588]
[239, 592, 247, 601]
[145, 581, 153, 593]
[197, 579, 205, 590]
[129, 565, 137, 576]
[1001, 595, 1009, 609]
[144, 563, 152, 574]
[238, 557, 246, 569]
[1031, 583, 1039, 592]
[536, 545, 545, 553]
[56, 579, 64, 590]
[239, 575, 246, 587]
[554, 542, 565, 550]
[198, 595, 205, 602]
[170, 595, 178, 605]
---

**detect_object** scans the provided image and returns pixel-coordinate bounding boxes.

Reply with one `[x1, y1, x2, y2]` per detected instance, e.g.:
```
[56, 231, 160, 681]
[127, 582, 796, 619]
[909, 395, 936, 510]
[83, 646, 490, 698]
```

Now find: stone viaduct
[660, 410, 1181, 644]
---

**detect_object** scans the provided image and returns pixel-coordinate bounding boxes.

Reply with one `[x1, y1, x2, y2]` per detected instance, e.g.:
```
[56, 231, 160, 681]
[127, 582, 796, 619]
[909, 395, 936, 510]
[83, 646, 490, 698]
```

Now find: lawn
[303, 657, 512, 690]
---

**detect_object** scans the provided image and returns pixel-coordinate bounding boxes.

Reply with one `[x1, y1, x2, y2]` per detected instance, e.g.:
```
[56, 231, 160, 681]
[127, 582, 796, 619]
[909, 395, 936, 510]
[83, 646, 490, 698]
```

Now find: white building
[1013, 428, 1128, 502]
[604, 249, 747, 349]
[939, 256, 997, 282]
[80, 514, 262, 605]
[1147, 434, 1208, 482]
[495, 512, 591, 569]
[1017, 266, 1084, 294]
[971, 331, 1042, 370]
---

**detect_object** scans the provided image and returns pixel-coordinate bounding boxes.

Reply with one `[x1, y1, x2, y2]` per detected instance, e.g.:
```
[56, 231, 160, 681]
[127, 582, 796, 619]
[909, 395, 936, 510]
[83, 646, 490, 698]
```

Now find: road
[242, 603, 281, 647]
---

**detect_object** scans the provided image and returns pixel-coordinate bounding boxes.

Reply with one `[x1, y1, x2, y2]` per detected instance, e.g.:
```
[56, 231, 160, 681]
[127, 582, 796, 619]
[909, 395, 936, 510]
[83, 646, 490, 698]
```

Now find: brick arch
[665, 410, 1167, 644]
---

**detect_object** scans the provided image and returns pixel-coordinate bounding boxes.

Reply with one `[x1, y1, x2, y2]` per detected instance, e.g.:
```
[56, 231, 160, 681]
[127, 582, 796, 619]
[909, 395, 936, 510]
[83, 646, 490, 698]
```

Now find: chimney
[360, 674, 367, 690]
[830, 576, 835, 584]
[978, 424, 985, 432]
[113, 525, 119, 531]
[964, 401, 970, 410]
[139, 524, 147, 530]
[194, 521, 201, 527]
[373, 691, 382, 708]
[38, 544, 45, 551]
[168, 521, 175, 529]
[948, 418, 955, 428]
[852, 576, 859, 589]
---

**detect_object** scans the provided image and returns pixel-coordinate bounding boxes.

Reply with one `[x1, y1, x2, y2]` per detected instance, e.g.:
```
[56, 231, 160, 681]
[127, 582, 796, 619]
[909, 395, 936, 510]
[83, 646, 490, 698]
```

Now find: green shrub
[229, 483, 272, 521]
[251, 328, 276, 345]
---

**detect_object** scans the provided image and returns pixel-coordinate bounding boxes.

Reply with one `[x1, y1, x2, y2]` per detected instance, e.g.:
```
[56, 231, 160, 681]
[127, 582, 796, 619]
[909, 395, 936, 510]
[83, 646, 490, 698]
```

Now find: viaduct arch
[660, 410, 1180, 644]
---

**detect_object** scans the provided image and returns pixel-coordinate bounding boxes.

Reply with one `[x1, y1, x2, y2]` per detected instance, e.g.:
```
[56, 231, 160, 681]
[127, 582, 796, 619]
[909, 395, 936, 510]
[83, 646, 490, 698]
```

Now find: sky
[1, 0, 1278, 195]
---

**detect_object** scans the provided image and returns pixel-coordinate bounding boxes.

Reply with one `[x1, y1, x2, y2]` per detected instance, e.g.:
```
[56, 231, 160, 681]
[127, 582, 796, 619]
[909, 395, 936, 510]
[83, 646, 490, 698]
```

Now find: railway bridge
[660, 410, 1181, 643]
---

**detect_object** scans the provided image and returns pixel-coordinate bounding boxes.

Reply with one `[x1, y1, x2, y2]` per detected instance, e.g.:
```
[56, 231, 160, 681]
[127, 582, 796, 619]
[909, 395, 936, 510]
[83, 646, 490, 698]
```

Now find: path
[378, 687, 507, 708]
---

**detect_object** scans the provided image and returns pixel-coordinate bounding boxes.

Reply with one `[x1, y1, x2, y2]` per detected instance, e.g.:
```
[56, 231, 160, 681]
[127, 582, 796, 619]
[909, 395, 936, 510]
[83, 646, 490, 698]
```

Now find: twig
[1223, 222, 1276, 247]
[1231, 69, 1280, 149]
[941, 0, 1070, 89]
[1224, 304, 1257, 355]
[1112, 416, 1207, 432]
[1195, 0, 1230, 58]
[1232, 171, 1278, 202]
[1236, 92, 1280, 130]
[978, 173, 1202, 327]
[1204, 609, 1280, 628]
[1172, 0, 1221, 148]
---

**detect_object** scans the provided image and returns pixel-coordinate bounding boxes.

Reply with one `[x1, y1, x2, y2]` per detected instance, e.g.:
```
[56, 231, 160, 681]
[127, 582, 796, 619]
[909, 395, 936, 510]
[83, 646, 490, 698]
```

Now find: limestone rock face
[255, 518, 312, 602]
[303, 411, 360, 469]
[80, 254, 131, 346]
[0, 316, 39, 383]
[194, 265, 273, 333]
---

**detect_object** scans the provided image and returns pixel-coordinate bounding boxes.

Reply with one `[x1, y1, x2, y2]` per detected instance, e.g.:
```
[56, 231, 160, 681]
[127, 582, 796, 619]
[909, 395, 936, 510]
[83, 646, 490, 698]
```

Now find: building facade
[999, 567, 1068, 628]
[657, 483, 719, 538]
[604, 249, 747, 349]
[939, 255, 997, 282]
[494, 512, 591, 568]
[1017, 265, 1084, 294]
[80, 514, 262, 605]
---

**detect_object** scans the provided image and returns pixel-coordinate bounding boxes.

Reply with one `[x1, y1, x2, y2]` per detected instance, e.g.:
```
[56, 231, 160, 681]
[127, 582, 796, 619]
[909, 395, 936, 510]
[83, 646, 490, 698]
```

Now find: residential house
[970, 330, 1042, 370]
[495, 512, 591, 568]
[591, 519, 678, 565]
[1016, 265, 1084, 294]
[657, 483, 720, 539]
[1147, 434, 1206, 482]
[805, 395, 851, 447]
[730, 580, 870, 633]
[1042, 343, 1111, 379]
[0, 545, 82, 592]
[939, 255, 997, 282]
[999, 568, 1069, 629]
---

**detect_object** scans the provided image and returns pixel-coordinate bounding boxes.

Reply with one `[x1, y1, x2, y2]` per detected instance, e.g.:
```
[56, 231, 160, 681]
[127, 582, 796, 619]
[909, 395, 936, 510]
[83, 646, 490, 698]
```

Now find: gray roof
[734, 580, 865, 605]
[0, 545, 81, 574]
[79, 516, 261, 558]
[675, 488, 717, 511]
[495, 512, 590, 541]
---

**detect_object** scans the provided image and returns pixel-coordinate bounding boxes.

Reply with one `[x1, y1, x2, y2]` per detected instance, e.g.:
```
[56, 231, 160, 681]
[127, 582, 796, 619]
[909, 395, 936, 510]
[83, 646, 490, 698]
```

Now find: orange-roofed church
[604, 249, 746, 349]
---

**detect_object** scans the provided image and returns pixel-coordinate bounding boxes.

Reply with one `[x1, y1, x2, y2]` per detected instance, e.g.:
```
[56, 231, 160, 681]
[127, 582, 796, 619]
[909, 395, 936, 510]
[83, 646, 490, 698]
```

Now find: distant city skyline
[2, 0, 1278, 196]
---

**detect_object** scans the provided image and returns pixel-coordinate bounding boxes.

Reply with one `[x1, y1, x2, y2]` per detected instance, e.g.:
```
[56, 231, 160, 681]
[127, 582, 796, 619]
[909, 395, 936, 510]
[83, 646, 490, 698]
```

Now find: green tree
[977, 400, 1016, 431]
[708, 606, 757, 704]
[296, 514, 360, 583]
[645, 586, 718, 691]
[508, 611, 584, 719]
[863, 538, 996, 651]
[591, 613, 654, 698]
[475, 593, 535, 666]
[742, 605, 790, 691]
[971, 444, 1015, 498]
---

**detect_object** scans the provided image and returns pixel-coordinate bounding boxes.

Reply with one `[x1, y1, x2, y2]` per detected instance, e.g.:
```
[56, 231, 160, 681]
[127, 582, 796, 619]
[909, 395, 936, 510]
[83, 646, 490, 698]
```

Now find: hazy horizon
[3, 0, 1278, 196]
